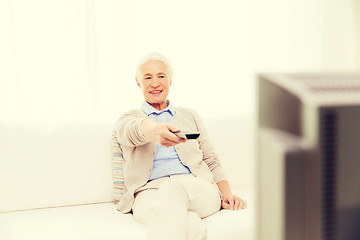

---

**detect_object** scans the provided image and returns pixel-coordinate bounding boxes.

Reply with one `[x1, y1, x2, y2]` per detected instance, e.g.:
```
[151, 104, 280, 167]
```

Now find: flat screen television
[256, 73, 360, 240]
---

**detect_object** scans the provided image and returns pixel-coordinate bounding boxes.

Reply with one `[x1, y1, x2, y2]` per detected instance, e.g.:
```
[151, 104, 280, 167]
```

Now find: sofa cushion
[0, 187, 254, 240]
[111, 129, 124, 203]
[0, 121, 115, 212]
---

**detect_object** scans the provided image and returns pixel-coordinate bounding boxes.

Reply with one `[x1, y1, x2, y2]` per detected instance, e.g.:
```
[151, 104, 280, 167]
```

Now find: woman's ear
[136, 78, 140, 88]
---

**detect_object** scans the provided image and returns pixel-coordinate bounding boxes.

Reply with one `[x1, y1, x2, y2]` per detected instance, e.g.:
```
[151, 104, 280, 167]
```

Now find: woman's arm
[115, 110, 185, 148]
[217, 180, 247, 210]
[187, 108, 247, 210]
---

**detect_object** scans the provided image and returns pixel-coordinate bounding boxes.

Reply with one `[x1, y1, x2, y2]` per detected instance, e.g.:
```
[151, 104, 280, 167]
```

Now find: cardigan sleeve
[114, 110, 150, 147]
[188, 109, 228, 183]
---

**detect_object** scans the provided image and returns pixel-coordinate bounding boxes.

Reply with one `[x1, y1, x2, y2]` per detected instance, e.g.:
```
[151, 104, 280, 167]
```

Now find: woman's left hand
[221, 194, 247, 210]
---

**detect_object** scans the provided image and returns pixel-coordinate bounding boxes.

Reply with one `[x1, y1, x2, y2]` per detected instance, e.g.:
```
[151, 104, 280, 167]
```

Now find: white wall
[0, 0, 359, 123]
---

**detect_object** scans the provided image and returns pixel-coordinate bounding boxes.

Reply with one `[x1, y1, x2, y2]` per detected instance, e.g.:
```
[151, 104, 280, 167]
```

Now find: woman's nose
[151, 78, 160, 87]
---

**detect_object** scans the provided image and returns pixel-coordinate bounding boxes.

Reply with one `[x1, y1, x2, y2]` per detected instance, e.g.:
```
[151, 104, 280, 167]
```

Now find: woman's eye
[159, 75, 165, 78]
[145, 76, 151, 80]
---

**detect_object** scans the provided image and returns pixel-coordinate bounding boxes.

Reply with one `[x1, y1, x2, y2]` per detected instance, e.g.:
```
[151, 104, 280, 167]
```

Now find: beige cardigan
[113, 107, 227, 213]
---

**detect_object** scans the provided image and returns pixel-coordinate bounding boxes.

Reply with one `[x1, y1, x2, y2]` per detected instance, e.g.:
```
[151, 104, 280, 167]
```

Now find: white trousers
[132, 174, 221, 240]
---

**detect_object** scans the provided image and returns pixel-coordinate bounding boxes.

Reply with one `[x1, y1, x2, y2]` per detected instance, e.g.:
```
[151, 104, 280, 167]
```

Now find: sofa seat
[0, 187, 254, 240]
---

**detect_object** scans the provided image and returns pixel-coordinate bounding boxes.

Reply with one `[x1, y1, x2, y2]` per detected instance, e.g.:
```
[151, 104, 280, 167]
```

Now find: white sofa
[0, 114, 255, 240]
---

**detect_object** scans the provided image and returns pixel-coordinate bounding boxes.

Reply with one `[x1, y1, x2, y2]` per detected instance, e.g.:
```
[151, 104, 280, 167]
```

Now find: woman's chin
[146, 99, 167, 110]
[147, 96, 165, 104]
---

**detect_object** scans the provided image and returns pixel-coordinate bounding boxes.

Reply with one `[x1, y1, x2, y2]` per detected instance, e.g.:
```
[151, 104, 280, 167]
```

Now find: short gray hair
[135, 52, 173, 81]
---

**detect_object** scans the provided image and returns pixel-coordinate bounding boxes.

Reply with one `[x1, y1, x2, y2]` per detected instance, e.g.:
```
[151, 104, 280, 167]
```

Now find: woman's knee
[132, 189, 158, 226]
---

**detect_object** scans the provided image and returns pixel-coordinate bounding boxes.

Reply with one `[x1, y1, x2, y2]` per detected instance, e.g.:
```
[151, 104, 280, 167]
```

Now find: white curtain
[0, 0, 359, 123]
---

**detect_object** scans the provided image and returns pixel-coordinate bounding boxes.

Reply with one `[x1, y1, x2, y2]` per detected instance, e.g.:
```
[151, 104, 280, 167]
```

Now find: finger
[169, 135, 186, 144]
[165, 135, 185, 145]
[240, 200, 244, 210]
[166, 124, 180, 133]
[160, 142, 172, 147]
[243, 200, 247, 209]
[160, 139, 177, 147]
[164, 131, 186, 144]
[239, 199, 246, 209]
[159, 133, 183, 147]
[222, 200, 231, 210]
[229, 196, 234, 210]
[234, 196, 241, 210]
[164, 124, 187, 143]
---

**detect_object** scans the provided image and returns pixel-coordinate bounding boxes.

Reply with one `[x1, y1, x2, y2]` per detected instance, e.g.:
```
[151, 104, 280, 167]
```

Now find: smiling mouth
[150, 90, 163, 94]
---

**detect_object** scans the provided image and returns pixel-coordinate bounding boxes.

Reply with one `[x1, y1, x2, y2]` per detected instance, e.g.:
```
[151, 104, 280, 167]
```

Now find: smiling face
[136, 60, 172, 110]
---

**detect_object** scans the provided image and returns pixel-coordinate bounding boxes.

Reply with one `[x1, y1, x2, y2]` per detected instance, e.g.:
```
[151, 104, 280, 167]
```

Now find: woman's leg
[132, 176, 171, 225]
[178, 175, 221, 218]
[147, 174, 221, 240]
[133, 188, 208, 240]
[132, 189, 158, 226]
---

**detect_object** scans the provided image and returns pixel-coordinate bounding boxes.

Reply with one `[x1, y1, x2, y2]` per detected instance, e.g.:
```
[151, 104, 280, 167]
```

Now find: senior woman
[114, 52, 246, 240]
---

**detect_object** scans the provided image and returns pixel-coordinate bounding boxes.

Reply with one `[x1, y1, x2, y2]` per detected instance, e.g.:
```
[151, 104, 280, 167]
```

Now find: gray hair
[135, 52, 173, 81]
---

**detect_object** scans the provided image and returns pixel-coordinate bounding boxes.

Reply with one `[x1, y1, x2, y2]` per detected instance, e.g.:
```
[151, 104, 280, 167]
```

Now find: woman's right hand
[140, 118, 186, 147]
[155, 123, 186, 147]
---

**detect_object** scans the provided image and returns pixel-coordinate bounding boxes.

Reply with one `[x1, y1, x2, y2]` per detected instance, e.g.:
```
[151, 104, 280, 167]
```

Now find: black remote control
[172, 131, 200, 139]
